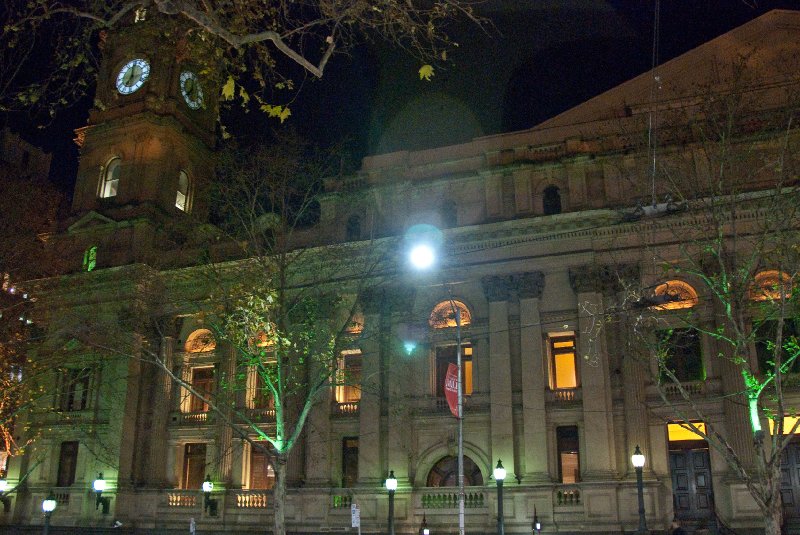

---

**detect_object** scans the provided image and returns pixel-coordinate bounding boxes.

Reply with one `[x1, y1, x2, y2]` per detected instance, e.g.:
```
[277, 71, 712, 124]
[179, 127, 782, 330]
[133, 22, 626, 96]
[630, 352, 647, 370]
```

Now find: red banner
[444, 363, 459, 418]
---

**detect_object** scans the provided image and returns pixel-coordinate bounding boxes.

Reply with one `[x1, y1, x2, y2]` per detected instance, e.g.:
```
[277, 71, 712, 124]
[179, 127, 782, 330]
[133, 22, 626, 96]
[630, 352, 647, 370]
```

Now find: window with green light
[82, 245, 97, 272]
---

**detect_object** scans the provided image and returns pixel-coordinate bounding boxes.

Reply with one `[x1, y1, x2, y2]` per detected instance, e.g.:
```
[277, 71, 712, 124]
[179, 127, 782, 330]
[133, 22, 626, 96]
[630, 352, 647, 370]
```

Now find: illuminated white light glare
[631, 445, 645, 468]
[409, 244, 435, 270]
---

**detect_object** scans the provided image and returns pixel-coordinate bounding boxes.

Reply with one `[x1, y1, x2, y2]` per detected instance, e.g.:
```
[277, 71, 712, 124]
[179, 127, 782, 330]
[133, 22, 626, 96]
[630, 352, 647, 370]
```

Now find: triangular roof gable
[534, 9, 800, 132]
[67, 210, 117, 233]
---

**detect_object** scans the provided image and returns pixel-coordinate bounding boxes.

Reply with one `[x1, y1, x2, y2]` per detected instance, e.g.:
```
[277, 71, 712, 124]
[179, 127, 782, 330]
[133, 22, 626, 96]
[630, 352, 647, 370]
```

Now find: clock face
[180, 71, 204, 109]
[116, 58, 150, 94]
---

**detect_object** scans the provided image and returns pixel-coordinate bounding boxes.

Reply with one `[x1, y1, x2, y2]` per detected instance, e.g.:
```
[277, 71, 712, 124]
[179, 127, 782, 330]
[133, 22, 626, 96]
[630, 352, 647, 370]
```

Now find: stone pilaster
[569, 266, 618, 479]
[482, 275, 515, 471]
[357, 289, 383, 486]
[147, 336, 175, 487]
[304, 360, 333, 487]
[516, 272, 549, 481]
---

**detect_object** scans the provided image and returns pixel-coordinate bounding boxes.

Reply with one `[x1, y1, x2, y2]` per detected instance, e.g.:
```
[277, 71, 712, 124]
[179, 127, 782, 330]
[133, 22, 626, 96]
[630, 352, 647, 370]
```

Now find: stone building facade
[2, 9, 800, 535]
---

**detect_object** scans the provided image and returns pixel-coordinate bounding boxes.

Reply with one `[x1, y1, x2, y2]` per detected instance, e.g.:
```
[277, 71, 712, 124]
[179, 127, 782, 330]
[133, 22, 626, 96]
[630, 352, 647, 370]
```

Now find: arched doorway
[426, 455, 484, 487]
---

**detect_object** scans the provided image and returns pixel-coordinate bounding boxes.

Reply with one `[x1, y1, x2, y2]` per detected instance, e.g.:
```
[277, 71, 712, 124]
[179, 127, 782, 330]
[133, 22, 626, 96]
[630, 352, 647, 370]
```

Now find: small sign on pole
[351, 503, 361, 528]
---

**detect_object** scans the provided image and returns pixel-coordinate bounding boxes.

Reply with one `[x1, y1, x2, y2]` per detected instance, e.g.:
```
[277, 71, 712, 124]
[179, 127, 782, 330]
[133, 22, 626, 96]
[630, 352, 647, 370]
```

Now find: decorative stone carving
[514, 271, 545, 299]
[482, 275, 513, 302]
[569, 264, 639, 295]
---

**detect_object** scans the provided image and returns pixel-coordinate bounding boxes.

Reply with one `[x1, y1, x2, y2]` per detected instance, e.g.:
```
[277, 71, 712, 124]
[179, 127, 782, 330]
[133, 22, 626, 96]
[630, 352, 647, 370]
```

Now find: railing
[170, 411, 210, 425]
[647, 378, 721, 401]
[167, 492, 198, 507]
[235, 491, 269, 508]
[546, 388, 582, 403]
[52, 488, 70, 506]
[555, 486, 581, 506]
[331, 494, 352, 509]
[332, 401, 360, 416]
[421, 490, 486, 509]
[245, 407, 276, 422]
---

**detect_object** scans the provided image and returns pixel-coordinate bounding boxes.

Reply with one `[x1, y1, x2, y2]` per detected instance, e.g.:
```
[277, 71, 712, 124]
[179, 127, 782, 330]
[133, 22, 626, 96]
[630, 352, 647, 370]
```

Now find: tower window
[100, 157, 121, 198]
[176, 170, 190, 212]
[542, 185, 562, 215]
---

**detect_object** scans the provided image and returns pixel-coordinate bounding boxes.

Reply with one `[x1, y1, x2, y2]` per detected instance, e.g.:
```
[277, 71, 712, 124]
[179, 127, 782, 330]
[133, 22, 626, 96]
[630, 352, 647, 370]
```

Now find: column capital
[569, 264, 638, 295]
[514, 271, 545, 299]
[482, 275, 513, 302]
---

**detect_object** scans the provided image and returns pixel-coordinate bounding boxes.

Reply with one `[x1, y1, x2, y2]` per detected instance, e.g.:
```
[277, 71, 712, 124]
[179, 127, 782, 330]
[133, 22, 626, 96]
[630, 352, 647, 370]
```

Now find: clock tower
[66, 10, 221, 267]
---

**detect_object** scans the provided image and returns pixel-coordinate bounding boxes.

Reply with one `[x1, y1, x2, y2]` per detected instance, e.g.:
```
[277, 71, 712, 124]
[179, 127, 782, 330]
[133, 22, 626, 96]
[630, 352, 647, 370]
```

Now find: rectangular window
[249, 444, 275, 489]
[57, 441, 79, 487]
[342, 437, 359, 488]
[556, 426, 580, 484]
[659, 329, 704, 382]
[548, 334, 578, 389]
[435, 344, 473, 397]
[756, 319, 799, 375]
[667, 421, 707, 442]
[336, 350, 362, 404]
[182, 443, 206, 490]
[189, 367, 214, 412]
[57, 368, 92, 412]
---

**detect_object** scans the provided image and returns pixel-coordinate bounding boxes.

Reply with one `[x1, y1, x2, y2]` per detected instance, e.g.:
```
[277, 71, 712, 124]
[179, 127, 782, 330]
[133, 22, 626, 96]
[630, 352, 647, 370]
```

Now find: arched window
[346, 215, 361, 241]
[176, 170, 190, 212]
[82, 245, 97, 272]
[426, 455, 483, 487]
[429, 300, 472, 329]
[185, 329, 216, 353]
[542, 185, 562, 215]
[652, 280, 699, 310]
[751, 270, 792, 302]
[100, 157, 121, 198]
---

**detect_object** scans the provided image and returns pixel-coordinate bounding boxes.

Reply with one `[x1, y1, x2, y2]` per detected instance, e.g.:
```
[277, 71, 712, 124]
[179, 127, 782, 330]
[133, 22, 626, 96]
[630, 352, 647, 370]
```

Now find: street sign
[351, 503, 361, 528]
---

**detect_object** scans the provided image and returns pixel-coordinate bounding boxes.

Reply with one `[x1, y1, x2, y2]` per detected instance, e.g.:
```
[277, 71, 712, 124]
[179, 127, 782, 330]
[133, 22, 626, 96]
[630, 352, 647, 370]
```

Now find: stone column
[386, 287, 416, 487]
[516, 272, 549, 481]
[304, 359, 333, 487]
[357, 289, 383, 486]
[147, 336, 175, 486]
[482, 276, 515, 470]
[569, 266, 617, 479]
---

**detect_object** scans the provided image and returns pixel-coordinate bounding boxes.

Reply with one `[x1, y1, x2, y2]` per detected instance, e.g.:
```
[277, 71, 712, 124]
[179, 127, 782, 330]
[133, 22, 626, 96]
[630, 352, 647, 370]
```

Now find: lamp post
[533, 506, 541, 535]
[0, 477, 10, 513]
[93, 473, 110, 514]
[386, 470, 397, 535]
[42, 493, 57, 535]
[420, 514, 430, 535]
[407, 225, 465, 535]
[631, 445, 647, 535]
[494, 460, 506, 535]
[202, 475, 217, 516]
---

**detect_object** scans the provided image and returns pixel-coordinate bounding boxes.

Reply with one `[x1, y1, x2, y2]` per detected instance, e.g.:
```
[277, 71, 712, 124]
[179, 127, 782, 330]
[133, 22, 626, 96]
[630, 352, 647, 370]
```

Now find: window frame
[556, 425, 580, 484]
[547, 333, 579, 390]
[175, 169, 191, 212]
[99, 157, 121, 198]
[434, 343, 473, 397]
[56, 367, 93, 412]
[57, 441, 79, 487]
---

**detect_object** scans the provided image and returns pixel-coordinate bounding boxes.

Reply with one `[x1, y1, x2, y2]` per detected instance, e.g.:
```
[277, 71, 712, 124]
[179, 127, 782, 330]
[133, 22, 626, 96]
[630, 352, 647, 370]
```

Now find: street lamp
[0, 477, 10, 513]
[42, 493, 57, 535]
[93, 473, 110, 514]
[386, 470, 397, 535]
[631, 445, 647, 534]
[533, 505, 541, 535]
[420, 514, 430, 535]
[202, 475, 217, 516]
[494, 459, 506, 535]
[406, 224, 465, 535]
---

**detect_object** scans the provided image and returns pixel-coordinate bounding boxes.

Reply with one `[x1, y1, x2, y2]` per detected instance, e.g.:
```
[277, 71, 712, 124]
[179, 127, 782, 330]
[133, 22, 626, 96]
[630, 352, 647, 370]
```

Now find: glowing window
[185, 329, 216, 353]
[768, 416, 800, 435]
[336, 350, 362, 403]
[751, 270, 792, 302]
[667, 421, 707, 441]
[100, 157, 121, 198]
[426, 455, 483, 487]
[429, 300, 472, 329]
[82, 245, 97, 272]
[345, 312, 364, 335]
[176, 170, 190, 212]
[189, 367, 214, 412]
[652, 280, 698, 310]
[549, 334, 578, 389]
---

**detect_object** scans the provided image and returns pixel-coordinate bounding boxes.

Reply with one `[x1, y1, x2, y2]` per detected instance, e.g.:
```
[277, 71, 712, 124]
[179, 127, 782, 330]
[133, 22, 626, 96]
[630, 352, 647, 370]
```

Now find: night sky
[6, 0, 798, 199]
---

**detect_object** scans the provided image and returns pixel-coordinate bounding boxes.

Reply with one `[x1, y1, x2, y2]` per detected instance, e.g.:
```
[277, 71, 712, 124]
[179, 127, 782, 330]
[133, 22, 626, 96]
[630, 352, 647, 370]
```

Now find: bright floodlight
[202, 476, 213, 493]
[631, 445, 645, 468]
[93, 473, 107, 492]
[385, 470, 398, 491]
[493, 459, 506, 481]
[0, 478, 8, 492]
[409, 243, 435, 270]
[42, 495, 57, 513]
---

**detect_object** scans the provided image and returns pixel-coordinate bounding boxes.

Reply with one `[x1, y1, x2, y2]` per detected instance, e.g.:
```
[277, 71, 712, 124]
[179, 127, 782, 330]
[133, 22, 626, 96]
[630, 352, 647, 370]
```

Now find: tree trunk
[765, 497, 783, 535]
[273, 454, 288, 535]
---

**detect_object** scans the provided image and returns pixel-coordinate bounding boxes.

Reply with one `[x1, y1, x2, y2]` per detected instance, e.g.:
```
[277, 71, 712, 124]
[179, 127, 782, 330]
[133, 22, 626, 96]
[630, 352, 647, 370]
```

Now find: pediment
[67, 210, 117, 233]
